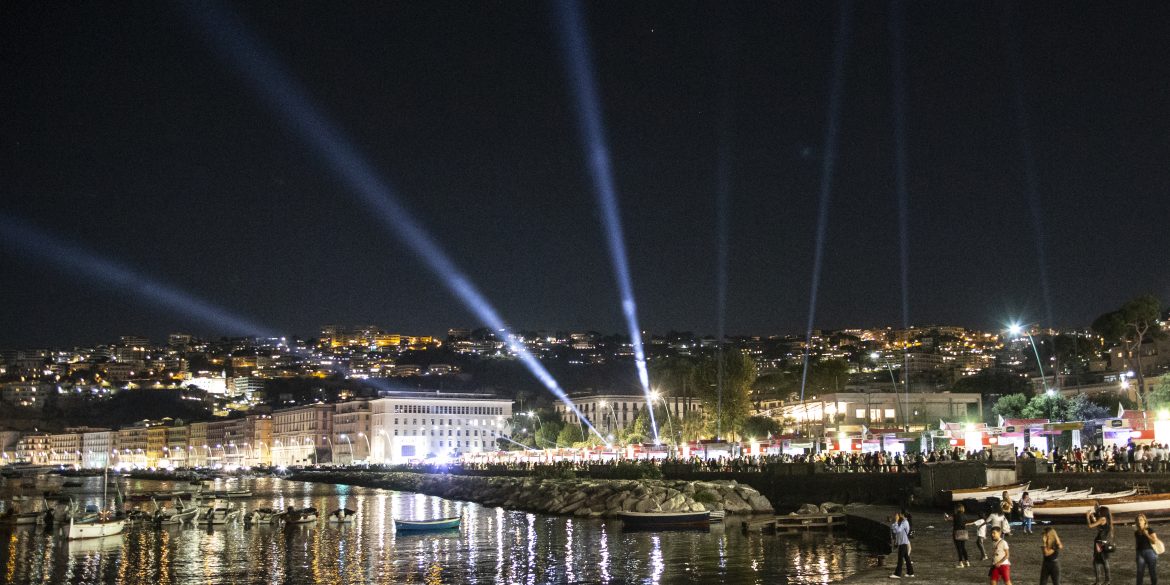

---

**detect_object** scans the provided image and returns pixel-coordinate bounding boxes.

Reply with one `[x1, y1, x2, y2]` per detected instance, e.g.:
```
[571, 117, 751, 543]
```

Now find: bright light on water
[1, 476, 876, 584]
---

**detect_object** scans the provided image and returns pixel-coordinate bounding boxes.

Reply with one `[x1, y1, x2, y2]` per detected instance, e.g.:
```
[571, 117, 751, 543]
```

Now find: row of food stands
[461, 411, 1168, 462]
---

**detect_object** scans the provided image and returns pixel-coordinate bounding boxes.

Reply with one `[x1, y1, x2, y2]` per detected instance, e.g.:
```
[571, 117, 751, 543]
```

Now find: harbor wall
[288, 471, 775, 518]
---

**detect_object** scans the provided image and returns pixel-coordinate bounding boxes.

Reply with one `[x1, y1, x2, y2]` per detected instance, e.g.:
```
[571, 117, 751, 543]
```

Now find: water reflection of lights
[649, 535, 665, 584]
[0, 477, 876, 584]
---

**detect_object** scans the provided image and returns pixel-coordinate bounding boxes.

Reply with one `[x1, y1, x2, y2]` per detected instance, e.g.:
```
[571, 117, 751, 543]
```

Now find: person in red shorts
[989, 526, 1012, 585]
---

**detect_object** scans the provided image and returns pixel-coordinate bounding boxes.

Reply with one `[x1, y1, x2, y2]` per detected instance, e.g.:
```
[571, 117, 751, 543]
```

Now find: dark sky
[2, 2, 1168, 347]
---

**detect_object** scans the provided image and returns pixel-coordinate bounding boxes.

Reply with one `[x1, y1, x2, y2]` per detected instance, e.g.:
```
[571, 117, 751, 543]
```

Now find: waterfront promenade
[845, 505, 1151, 585]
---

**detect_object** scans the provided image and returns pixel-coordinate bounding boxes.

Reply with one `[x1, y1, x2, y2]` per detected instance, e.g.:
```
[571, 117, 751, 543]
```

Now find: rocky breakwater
[293, 471, 774, 518]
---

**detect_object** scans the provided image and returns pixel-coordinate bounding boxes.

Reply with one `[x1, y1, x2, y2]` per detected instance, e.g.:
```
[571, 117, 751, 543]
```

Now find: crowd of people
[423, 439, 1170, 476]
[1046, 443, 1170, 473]
[921, 495, 1165, 585]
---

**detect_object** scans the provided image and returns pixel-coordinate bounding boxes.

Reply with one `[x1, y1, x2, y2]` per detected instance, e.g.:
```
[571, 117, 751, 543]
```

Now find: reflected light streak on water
[0, 477, 874, 584]
[649, 535, 665, 584]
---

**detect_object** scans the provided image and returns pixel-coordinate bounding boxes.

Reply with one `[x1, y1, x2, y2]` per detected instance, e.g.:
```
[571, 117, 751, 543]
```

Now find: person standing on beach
[1135, 513, 1160, 585]
[890, 511, 915, 579]
[1087, 506, 1114, 585]
[1039, 526, 1062, 585]
[989, 526, 1012, 585]
[1019, 492, 1035, 534]
[972, 512, 990, 561]
[944, 503, 971, 567]
[989, 507, 1011, 538]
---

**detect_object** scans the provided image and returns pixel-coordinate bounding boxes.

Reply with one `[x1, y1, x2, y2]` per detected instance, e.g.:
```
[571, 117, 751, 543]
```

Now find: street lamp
[649, 391, 677, 447]
[872, 352, 909, 431]
[340, 434, 354, 465]
[323, 435, 334, 465]
[1008, 323, 1051, 394]
[357, 432, 371, 462]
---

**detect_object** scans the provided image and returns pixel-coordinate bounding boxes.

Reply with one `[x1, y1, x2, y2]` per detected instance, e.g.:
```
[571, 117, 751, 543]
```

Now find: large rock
[748, 494, 774, 513]
[795, 503, 821, 515]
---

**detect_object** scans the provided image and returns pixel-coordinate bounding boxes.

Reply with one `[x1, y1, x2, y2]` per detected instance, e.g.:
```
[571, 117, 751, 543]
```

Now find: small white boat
[200, 502, 243, 526]
[3, 511, 43, 526]
[286, 507, 317, 524]
[950, 482, 1030, 502]
[1049, 489, 1093, 500]
[1032, 488, 1069, 502]
[153, 498, 198, 526]
[327, 508, 356, 523]
[709, 510, 726, 523]
[248, 508, 286, 525]
[67, 515, 125, 540]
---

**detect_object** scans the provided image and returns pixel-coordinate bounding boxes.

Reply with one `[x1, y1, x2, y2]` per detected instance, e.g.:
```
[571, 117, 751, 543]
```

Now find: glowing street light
[1008, 322, 1050, 394]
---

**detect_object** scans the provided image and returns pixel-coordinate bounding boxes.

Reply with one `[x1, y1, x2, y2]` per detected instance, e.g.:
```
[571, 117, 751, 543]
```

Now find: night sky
[2, 2, 1168, 347]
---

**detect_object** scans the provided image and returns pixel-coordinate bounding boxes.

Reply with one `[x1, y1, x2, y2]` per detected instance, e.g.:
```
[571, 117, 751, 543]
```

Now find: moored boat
[395, 516, 461, 531]
[200, 502, 243, 526]
[286, 507, 318, 524]
[618, 510, 712, 529]
[210, 489, 252, 499]
[1034, 492, 1170, 519]
[950, 482, 1030, 502]
[248, 508, 286, 525]
[328, 508, 356, 523]
[67, 514, 125, 540]
[153, 498, 198, 526]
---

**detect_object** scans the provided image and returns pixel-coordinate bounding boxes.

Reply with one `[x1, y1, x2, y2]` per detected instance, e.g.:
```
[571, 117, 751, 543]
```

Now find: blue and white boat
[394, 516, 461, 531]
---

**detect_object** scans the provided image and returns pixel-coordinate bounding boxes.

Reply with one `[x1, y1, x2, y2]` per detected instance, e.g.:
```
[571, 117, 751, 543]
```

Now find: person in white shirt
[988, 509, 1011, 538]
[972, 513, 990, 561]
[989, 526, 1012, 585]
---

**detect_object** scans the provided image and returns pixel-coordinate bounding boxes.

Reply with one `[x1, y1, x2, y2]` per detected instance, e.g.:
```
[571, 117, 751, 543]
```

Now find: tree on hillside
[741, 415, 780, 441]
[992, 392, 1109, 422]
[1146, 377, 1170, 412]
[1092, 294, 1165, 409]
[620, 408, 652, 444]
[802, 359, 851, 398]
[557, 422, 588, 447]
[993, 394, 1030, 419]
[752, 370, 797, 405]
[690, 348, 756, 440]
[649, 355, 697, 403]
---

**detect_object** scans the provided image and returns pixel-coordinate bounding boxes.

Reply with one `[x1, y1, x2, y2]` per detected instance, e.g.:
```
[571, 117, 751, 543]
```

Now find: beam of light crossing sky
[551, 0, 658, 442]
[799, 2, 853, 402]
[889, 0, 913, 423]
[713, 20, 738, 440]
[1000, 3, 1055, 328]
[0, 214, 277, 339]
[0, 215, 429, 396]
[184, 2, 603, 440]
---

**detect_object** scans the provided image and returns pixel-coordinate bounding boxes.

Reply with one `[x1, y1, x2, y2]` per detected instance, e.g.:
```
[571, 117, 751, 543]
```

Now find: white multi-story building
[333, 399, 371, 464]
[48, 431, 83, 467]
[369, 392, 512, 464]
[82, 430, 116, 469]
[554, 393, 703, 438]
[271, 403, 333, 466]
[15, 433, 51, 465]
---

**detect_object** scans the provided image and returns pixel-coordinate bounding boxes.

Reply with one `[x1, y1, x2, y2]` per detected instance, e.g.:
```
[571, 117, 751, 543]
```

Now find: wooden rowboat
[950, 482, 1029, 502]
[618, 511, 712, 529]
[395, 516, 461, 531]
[1034, 492, 1170, 518]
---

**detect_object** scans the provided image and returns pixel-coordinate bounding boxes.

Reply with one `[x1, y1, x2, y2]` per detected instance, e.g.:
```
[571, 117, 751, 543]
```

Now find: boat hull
[395, 517, 461, 531]
[68, 519, 126, 540]
[618, 511, 711, 529]
[950, 482, 1030, 502]
[1035, 493, 1170, 518]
